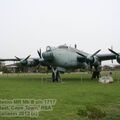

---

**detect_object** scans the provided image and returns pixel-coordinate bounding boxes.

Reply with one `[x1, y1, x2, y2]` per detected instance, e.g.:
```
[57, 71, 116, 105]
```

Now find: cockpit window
[46, 46, 51, 51]
[58, 45, 68, 49]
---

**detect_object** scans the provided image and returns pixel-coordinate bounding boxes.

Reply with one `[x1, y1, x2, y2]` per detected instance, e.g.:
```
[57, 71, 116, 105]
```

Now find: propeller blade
[111, 46, 113, 63]
[76, 52, 86, 58]
[91, 49, 101, 57]
[15, 56, 21, 61]
[40, 49, 41, 58]
[108, 48, 119, 56]
[24, 55, 31, 61]
[37, 48, 42, 58]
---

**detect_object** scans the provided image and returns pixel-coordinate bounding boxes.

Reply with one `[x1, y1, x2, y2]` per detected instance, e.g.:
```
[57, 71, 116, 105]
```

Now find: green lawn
[0, 72, 120, 120]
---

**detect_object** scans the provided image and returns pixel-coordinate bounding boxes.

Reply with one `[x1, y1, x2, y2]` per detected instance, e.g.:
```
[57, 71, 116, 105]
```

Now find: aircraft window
[46, 46, 51, 51]
[58, 45, 68, 49]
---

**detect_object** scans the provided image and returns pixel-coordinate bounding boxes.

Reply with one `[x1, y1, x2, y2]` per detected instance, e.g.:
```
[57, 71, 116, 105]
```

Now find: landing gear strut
[52, 68, 61, 82]
[91, 66, 101, 80]
[91, 71, 100, 79]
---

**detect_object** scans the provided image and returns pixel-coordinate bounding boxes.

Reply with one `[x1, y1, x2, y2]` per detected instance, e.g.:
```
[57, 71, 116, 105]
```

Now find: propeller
[37, 48, 52, 70]
[37, 48, 46, 67]
[76, 49, 101, 70]
[76, 49, 101, 63]
[15, 55, 31, 65]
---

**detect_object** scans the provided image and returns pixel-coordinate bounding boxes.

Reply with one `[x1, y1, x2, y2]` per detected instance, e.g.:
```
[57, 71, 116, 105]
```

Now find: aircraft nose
[42, 51, 53, 60]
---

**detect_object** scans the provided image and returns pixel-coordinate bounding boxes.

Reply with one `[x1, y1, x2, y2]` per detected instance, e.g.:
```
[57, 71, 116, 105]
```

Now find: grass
[0, 71, 120, 120]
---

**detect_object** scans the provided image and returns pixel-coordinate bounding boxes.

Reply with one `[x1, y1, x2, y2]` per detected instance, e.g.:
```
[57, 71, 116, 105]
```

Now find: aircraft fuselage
[42, 46, 87, 69]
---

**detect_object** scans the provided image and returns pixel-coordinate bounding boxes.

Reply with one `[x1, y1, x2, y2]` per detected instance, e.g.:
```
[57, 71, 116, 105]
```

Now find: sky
[0, 0, 120, 64]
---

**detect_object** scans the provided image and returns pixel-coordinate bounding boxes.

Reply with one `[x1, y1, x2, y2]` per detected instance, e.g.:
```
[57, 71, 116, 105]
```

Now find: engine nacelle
[20, 60, 28, 66]
[117, 56, 120, 64]
[87, 56, 100, 67]
[88, 56, 101, 68]
[27, 59, 38, 67]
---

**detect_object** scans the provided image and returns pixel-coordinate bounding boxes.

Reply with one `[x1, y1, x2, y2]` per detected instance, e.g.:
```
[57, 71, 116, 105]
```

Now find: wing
[77, 49, 117, 62]
[96, 54, 116, 61]
[0, 58, 20, 61]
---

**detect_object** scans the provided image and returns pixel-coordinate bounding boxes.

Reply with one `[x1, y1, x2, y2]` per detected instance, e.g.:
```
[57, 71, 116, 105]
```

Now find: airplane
[0, 45, 119, 82]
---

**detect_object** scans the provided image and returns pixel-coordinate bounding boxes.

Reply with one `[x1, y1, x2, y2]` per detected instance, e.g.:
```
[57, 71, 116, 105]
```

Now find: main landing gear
[91, 66, 101, 80]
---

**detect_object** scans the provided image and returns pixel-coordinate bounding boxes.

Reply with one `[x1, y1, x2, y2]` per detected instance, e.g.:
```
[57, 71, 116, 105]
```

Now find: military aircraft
[0, 45, 119, 82]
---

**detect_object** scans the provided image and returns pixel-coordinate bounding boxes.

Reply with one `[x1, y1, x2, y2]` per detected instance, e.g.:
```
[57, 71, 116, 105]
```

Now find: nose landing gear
[52, 67, 61, 82]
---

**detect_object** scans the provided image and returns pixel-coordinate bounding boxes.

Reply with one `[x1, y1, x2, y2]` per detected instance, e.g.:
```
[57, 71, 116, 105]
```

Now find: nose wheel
[52, 67, 61, 82]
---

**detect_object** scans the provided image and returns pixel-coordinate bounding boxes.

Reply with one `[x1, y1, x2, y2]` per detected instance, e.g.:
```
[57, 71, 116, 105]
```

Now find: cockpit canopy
[46, 45, 69, 52]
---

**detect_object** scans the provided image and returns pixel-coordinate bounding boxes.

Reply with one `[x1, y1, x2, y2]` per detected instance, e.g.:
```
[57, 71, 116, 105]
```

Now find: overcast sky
[0, 0, 120, 65]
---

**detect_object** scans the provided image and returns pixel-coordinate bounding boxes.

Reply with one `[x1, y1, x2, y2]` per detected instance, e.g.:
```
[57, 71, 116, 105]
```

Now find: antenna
[75, 44, 77, 49]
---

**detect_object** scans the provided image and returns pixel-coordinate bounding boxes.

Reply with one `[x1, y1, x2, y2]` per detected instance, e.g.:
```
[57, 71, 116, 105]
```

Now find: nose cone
[42, 51, 54, 60]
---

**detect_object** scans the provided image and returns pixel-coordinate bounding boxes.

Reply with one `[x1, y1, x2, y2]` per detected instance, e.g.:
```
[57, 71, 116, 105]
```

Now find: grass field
[0, 71, 120, 120]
